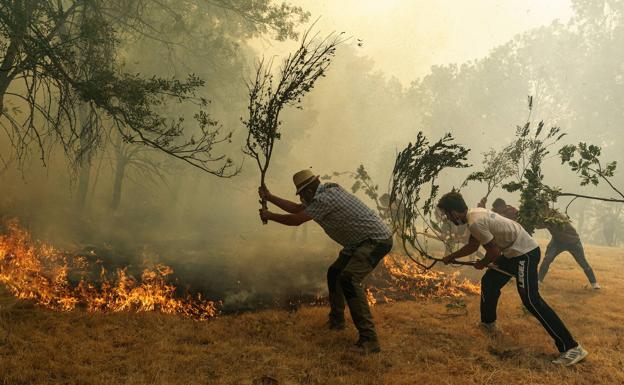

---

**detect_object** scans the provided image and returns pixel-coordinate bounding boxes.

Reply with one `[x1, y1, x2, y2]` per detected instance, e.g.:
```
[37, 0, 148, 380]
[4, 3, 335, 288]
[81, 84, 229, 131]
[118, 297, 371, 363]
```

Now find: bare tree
[108, 131, 177, 211]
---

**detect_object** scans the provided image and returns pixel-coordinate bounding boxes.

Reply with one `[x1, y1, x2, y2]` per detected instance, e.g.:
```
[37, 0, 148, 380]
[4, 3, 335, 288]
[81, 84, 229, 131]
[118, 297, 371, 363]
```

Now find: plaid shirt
[304, 183, 392, 248]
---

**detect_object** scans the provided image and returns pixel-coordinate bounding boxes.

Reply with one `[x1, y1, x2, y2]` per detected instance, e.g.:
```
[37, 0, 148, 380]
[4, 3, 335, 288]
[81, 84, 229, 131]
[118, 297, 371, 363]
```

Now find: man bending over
[258, 169, 393, 354]
[439, 191, 587, 366]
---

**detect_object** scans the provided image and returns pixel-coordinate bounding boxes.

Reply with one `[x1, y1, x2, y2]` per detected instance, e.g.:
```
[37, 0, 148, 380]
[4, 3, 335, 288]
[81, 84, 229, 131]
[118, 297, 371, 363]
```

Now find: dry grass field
[0, 243, 622, 385]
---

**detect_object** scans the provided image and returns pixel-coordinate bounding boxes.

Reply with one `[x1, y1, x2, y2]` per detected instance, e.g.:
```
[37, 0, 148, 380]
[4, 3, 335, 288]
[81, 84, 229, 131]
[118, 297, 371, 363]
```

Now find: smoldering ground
[0, 155, 343, 313]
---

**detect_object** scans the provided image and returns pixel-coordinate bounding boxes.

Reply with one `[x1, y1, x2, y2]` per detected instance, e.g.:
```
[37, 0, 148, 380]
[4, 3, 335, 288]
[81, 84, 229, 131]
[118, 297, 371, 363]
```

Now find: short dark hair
[437, 191, 468, 213]
[492, 198, 506, 208]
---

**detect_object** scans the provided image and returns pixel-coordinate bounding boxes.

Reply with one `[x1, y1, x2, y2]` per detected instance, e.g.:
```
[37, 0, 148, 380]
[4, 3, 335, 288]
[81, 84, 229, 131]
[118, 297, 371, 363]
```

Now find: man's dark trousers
[481, 247, 578, 353]
[327, 238, 392, 342]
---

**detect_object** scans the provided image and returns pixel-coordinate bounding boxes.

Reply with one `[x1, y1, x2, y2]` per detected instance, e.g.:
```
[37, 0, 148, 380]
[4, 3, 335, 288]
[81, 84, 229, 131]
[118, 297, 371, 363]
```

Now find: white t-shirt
[467, 208, 538, 258]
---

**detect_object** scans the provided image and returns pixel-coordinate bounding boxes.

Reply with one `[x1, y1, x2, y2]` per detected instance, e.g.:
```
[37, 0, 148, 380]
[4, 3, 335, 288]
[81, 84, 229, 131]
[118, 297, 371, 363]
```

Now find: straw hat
[293, 169, 319, 195]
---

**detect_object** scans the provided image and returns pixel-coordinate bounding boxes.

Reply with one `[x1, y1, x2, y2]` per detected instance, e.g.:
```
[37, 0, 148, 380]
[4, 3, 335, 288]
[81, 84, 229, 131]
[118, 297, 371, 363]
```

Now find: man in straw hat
[258, 169, 393, 354]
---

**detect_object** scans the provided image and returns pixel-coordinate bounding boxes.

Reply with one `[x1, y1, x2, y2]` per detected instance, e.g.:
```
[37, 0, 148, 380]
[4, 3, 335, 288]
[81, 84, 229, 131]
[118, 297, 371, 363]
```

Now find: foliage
[198, 0, 310, 41]
[492, 97, 622, 234]
[559, 142, 623, 201]
[243, 28, 344, 219]
[390, 132, 470, 265]
[321, 164, 386, 217]
[403, 1, 624, 194]
[501, 98, 566, 234]
[463, 148, 516, 199]
[0, 0, 307, 174]
[350, 165, 380, 201]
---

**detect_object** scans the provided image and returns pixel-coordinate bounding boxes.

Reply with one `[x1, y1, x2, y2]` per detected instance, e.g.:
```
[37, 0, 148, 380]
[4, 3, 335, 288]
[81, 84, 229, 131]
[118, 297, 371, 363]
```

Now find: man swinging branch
[438, 191, 588, 366]
[536, 203, 600, 288]
[258, 169, 393, 354]
[483, 197, 600, 288]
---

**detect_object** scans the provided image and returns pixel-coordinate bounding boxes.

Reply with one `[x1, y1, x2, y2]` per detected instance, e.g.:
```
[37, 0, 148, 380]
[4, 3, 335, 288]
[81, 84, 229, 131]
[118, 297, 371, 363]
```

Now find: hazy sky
[253, 0, 573, 84]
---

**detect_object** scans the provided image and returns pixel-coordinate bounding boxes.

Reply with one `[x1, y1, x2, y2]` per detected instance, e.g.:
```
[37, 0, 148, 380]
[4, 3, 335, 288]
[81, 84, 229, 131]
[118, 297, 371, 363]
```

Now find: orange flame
[366, 253, 480, 305]
[0, 219, 478, 318]
[0, 219, 218, 320]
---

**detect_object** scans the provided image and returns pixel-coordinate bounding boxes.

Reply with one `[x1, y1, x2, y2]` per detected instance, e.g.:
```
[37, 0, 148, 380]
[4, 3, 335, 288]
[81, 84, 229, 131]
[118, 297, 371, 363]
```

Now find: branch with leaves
[498, 96, 623, 233]
[483, 96, 624, 234]
[558, 143, 624, 203]
[243, 28, 345, 223]
[462, 148, 516, 201]
[389, 132, 470, 268]
[321, 164, 387, 217]
[501, 97, 567, 234]
[0, 0, 238, 177]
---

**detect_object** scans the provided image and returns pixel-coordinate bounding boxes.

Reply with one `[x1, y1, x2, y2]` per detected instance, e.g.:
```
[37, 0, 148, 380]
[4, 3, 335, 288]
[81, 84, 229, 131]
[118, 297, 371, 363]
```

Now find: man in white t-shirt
[437, 191, 588, 367]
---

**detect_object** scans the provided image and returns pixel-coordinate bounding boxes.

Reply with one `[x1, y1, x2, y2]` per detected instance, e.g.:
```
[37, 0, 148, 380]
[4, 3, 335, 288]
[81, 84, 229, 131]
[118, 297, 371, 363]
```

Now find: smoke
[2, 0, 624, 310]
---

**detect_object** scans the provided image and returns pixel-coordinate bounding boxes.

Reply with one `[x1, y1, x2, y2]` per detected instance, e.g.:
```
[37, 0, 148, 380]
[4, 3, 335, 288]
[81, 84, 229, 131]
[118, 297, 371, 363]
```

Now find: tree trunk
[111, 158, 127, 211]
[76, 103, 92, 210]
[602, 208, 617, 246]
[0, 41, 20, 117]
[260, 171, 267, 224]
[617, 207, 624, 246]
[77, 161, 91, 210]
[0, 1, 34, 117]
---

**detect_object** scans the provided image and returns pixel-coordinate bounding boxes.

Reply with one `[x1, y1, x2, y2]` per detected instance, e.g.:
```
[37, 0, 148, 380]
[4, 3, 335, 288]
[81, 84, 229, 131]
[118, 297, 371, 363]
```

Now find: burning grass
[366, 254, 480, 305]
[0, 218, 480, 321]
[0, 219, 218, 320]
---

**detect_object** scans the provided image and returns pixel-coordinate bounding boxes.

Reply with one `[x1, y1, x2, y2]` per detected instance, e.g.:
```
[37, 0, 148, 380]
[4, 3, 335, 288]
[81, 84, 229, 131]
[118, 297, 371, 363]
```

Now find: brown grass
[0, 244, 622, 385]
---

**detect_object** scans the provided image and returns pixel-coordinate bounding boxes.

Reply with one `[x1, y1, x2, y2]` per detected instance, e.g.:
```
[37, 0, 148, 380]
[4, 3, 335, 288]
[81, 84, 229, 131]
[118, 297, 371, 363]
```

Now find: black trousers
[481, 247, 578, 352]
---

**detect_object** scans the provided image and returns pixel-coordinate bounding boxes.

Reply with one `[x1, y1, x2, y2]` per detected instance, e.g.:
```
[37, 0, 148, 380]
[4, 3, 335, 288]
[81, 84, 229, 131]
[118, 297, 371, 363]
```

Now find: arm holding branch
[259, 186, 305, 213]
[443, 236, 480, 264]
[259, 209, 312, 226]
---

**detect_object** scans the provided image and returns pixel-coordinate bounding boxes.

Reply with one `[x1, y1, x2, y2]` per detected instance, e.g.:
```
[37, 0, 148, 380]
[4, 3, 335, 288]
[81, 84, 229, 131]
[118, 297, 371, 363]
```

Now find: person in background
[537, 204, 600, 289]
[489, 198, 519, 221]
[483, 197, 600, 289]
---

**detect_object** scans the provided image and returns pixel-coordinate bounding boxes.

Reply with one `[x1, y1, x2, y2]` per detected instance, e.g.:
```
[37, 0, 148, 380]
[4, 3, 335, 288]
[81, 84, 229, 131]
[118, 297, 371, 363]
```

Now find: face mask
[447, 211, 465, 226]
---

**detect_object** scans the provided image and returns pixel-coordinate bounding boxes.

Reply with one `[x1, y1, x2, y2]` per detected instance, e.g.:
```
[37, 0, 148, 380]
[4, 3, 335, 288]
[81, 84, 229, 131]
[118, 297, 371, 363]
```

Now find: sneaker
[591, 282, 601, 290]
[552, 345, 588, 366]
[478, 321, 501, 337]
